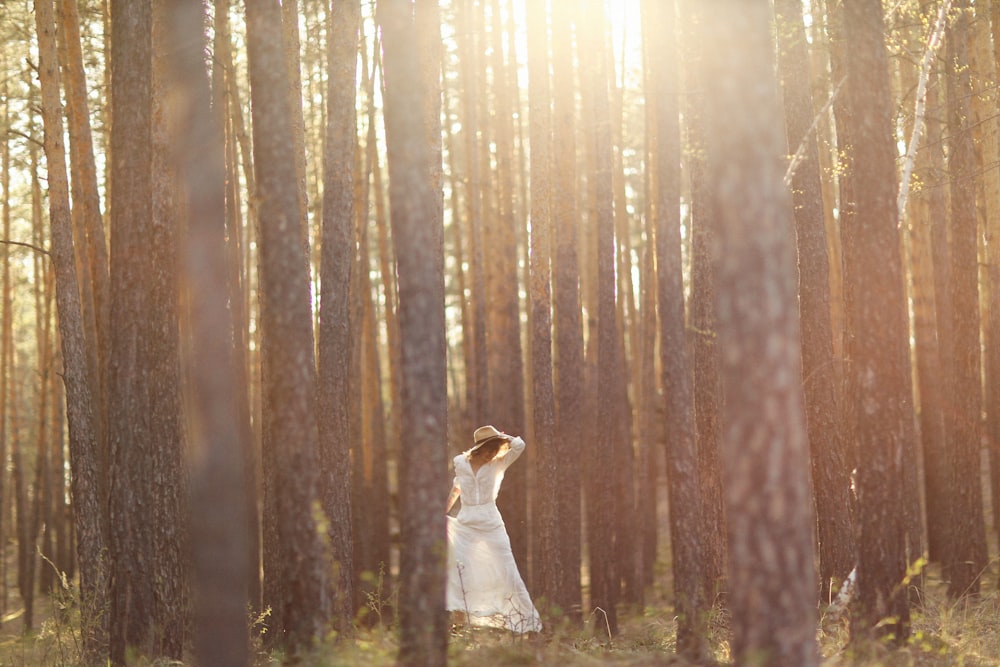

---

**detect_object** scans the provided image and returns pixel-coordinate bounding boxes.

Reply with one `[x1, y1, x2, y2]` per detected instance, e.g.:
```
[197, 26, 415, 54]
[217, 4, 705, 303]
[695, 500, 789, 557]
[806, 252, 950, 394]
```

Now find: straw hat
[469, 425, 507, 453]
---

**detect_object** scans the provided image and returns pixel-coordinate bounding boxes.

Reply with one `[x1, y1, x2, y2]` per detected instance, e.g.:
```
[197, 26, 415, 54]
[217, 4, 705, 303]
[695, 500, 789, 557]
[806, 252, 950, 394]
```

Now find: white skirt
[446, 503, 542, 633]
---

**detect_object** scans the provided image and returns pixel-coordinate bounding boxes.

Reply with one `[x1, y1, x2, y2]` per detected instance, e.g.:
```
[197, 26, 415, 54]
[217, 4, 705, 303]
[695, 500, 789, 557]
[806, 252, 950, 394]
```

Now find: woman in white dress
[445, 425, 542, 633]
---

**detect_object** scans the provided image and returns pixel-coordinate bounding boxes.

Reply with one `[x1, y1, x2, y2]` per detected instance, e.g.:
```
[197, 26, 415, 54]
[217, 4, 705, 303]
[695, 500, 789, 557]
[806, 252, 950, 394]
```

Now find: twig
[897, 0, 953, 220]
[784, 76, 846, 188]
[590, 606, 613, 646]
[0, 238, 51, 258]
[5, 127, 44, 149]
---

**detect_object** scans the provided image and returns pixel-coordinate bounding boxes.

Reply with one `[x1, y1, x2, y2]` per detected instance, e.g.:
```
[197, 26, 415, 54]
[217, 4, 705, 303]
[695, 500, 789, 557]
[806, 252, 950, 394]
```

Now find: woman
[445, 425, 542, 633]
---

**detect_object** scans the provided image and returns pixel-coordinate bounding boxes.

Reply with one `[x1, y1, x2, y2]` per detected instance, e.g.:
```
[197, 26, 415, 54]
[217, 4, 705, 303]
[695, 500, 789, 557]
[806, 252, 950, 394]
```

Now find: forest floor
[312, 564, 1000, 667]
[0, 561, 999, 665]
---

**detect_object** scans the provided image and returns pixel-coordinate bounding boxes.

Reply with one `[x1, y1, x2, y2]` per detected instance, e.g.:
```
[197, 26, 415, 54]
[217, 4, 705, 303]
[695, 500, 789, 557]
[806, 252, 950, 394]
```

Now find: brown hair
[467, 437, 508, 466]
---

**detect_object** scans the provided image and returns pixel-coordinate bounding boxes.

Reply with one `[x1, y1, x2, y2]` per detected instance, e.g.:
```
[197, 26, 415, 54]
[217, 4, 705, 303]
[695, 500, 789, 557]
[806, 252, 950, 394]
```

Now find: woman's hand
[445, 484, 461, 514]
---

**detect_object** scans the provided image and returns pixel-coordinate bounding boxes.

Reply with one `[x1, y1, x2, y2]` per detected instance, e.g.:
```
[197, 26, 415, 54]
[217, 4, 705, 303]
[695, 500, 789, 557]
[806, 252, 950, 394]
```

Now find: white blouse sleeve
[498, 436, 526, 471]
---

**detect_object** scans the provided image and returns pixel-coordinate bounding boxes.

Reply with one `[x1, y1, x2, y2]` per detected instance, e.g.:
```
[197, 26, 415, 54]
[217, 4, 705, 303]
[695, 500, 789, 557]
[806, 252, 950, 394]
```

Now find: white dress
[446, 436, 542, 633]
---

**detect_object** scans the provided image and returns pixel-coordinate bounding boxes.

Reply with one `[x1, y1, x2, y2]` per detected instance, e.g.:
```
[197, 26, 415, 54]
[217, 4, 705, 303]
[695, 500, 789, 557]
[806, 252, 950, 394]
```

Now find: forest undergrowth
[1, 561, 999, 666]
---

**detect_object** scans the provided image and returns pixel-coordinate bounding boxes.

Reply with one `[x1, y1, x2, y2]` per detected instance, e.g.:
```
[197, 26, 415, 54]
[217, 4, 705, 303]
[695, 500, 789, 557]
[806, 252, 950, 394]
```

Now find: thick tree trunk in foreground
[379, 1, 449, 664]
[168, 1, 250, 664]
[702, 2, 819, 665]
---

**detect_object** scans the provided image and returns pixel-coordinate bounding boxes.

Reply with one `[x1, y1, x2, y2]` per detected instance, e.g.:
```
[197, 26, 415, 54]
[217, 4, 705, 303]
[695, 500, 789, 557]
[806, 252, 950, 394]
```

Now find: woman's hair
[466, 437, 507, 464]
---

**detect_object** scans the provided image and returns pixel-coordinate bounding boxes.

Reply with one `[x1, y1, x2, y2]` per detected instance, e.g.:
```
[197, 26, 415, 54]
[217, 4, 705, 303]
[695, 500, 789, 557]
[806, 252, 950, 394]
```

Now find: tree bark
[968, 0, 999, 556]
[33, 0, 109, 659]
[841, 0, 912, 644]
[168, 1, 251, 663]
[486, 0, 528, 569]
[579, 0, 621, 636]
[680, 0, 727, 603]
[908, 0, 949, 566]
[943, 0, 988, 599]
[318, 0, 360, 633]
[550, 0, 584, 622]
[702, 3, 820, 664]
[378, 1, 449, 664]
[526, 0, 559, 612]
[106, 0, 159, 661]
[58, 0, 109, 479]
[774, 0, 855, 602]
[149, 6, 187, 656]
[245, 0, 329, 650]
[645, 0, 706, 656]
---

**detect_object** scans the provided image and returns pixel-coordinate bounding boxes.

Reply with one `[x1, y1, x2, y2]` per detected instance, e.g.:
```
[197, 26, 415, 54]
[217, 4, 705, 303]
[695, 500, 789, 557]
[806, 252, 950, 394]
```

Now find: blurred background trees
[1, 0, 999, 664]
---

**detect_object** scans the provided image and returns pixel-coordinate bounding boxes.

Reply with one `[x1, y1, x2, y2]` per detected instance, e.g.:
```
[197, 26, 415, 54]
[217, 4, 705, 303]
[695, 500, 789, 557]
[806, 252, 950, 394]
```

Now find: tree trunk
[702, 2, 821, 662]
[107, 0, 158, 658]
[212, 0, 261, 615]
[841, 0, 912, 644]
[34, 0, 109, 658]
[680, 0, 726, 603]
[58, 0, 109, 479]
[378, 1, 449, 664]
[645, 0, 706, 656]
[149, 6, 187, 656]
[318, 0, 360, 633]
[986, 0, 1000, 564]
[579, 0, 620, 636]
[487, 0, 528, 570]
[906, 0, 949, 566]
[355, 30, 393, 609]
[0, 81, 10, 622]
[774, 0, 855, 602]
[969, 0, 999, 553]
[246, 0, 329, 651]
[457, 0, 489, 433]
[169, 1, 251, 663]
[526, 0, 559, 612]
[943, 0, 988, 599]
[550, 0, 584, 623]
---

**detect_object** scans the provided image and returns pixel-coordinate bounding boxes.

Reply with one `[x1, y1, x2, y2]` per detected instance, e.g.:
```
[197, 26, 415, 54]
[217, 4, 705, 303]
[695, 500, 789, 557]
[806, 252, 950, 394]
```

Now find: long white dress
[446, 436, 542, 633]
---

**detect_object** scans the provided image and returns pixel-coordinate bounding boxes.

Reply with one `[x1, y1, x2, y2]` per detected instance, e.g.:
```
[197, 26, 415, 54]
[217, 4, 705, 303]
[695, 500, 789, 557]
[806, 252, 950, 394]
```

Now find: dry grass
[2, 568, 1000, 665]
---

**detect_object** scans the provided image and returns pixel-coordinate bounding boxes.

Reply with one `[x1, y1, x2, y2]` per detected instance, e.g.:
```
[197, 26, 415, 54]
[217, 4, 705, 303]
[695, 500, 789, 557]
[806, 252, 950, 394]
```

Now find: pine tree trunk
[34, 0, 109, 658]
[579, 0, 621, 636]
[841, 0, 912, 643]
[526, 0, 559, 611]
[970, 2, 1000, 570]
[379, 1, 449, 664]
[58, 0, 109, 475]
[774, 0, 855, 602]
[169, 2, 251, 663]
[680, 0, 727, 605]
[645, 0, 706, 656]
[943, 0, 988, 599]
[212, 0, 261, 615]
[246, 0, 329, 650]
[550, 0, 584, 622]
[702, 4, 820, 663]
[149, 6, 187, 656]
[457, 0, 488, 431]
[318, 0, 360, 632]
[906, 0, 949, 565]
[0, 85, 10, 622]
[486, 0, 528, 569]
